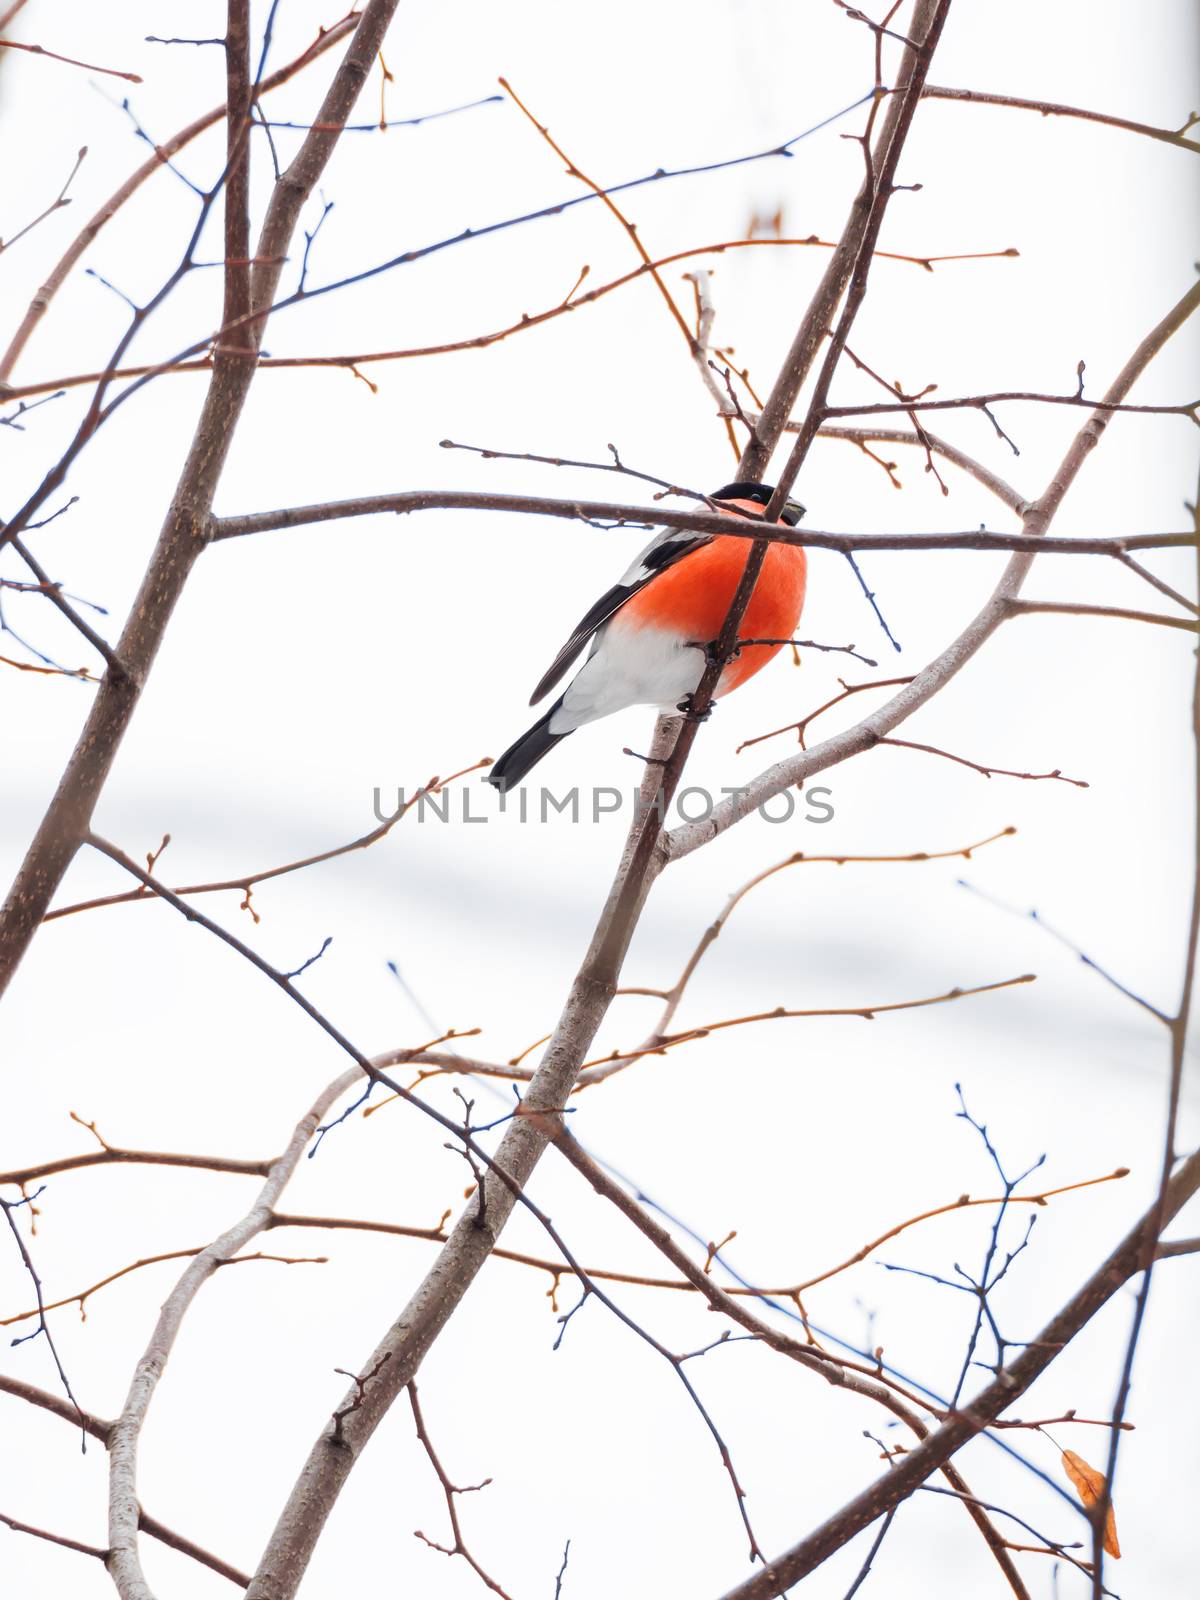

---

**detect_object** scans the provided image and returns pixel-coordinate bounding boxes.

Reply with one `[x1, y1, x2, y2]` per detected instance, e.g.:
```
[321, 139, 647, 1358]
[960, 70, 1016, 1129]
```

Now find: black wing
[527, 528, 710, 706]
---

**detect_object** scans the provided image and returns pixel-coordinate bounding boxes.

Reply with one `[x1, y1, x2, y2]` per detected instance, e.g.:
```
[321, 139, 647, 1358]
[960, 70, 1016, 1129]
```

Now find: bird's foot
[687, 637, 736, 669]
[675, 693, 714, 723]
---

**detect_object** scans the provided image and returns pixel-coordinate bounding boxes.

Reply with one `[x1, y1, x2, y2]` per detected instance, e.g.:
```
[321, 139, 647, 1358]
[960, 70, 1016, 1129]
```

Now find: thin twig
[3, 237, 1020, 404]
[407, 1383, 511, 1597]
[0, 36, 142, 82]
[208, 490, 1192, 558]
[921, 83, 1200, 154]
[43, 761, 486, 922]
[0, 15, 357, 382]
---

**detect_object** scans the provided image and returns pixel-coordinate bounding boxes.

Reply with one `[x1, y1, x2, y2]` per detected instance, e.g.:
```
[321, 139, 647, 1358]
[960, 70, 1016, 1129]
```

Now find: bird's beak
[784, 497, 806, 525]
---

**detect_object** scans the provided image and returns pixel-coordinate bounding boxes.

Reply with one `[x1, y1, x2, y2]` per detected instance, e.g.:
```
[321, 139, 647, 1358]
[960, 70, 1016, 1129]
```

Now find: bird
[487, 482, 807, 789]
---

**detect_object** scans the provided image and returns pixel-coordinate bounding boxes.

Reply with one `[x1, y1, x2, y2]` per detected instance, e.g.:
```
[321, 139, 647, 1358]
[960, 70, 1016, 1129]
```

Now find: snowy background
[2, 2, 1199, 1596]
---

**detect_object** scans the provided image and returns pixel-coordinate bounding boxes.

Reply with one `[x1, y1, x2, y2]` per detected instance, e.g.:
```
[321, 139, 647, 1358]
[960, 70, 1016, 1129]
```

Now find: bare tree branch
[208, 490, 1190, 556]
[3, 12, 1192, 1594]
[0, 1376, 251, 1586]
[0, 1371, 110, 1441]
[0, 1509, 108, 1563]
[42, 761, 486, 923]
[714, 1137, 1200, 1599]
[1003, 598, 1198, 632]
[548, 1125, 1032, 1600]
[739, 0, 947, 479]
[0, 35, 142, 84]
[1, 237, 1020, 406]
[0, 15, 358, 385]
[817, 424, 1026, 511]
[1156, 1235, 1200, 1259]
[921, 83, 1200, 153]
[764, 0, 954, 516]
[1089, 474, 1200, 1592]
[0, 0, 404, 1002]
[667, 276, 1200, 859]
[697, 277, 1200, 1597]
[103, 1064, 363, 1599]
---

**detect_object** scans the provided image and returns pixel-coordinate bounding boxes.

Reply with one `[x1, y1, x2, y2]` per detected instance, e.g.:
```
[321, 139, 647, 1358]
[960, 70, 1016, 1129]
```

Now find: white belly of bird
[550, 619, 703, 733]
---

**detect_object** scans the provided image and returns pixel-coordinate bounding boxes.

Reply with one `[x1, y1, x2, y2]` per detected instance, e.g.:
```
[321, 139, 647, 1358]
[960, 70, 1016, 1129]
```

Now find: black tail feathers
[487, 700, 570, 789]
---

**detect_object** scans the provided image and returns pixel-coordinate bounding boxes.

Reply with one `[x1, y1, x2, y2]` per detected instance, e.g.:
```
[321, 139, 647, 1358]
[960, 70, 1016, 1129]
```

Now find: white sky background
[2, 2, 1199, 1596]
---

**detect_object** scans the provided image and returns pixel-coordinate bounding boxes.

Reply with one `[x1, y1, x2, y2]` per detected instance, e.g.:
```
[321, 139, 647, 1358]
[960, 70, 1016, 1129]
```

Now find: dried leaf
[1061, 1449, 1121, 1558]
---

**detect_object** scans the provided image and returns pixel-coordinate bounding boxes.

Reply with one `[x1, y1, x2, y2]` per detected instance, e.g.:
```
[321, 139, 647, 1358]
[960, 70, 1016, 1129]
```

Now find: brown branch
[739, 0, 949, 479]
[0, 36, 142, 82]
[714, 1138, 1200, 1598]
[0, 650, 92, 680]
[818, 424, 1026, 512]
[0, 145, 86, 258]
[99, 1061, 367, 1598]
[1090, 472, 1200, 1591]
[1114, 552, 1199, 615]
[241, 722, 729, 1595]
[269, 1209, 726, 1298]
[500, 76, 697, 362]
[690, 270, 744, 457]
[822, 389, 1198, 424]
[407, 1383, 512, 1598]
[67, 832, 770, 1589]
[0, 13, 358, 384]
[4, 533, 129, 679]
[1004, 599, 1199, 632]
[178, 35, 1196, 1600]
[0, 1372, 110, 1442]
[765, 0, 955, 514]
[0, 0, 403, 1004]
[439, 436, 719, 507]
[841, 342, 950, 494]
[584, 509, 796, 996]
[208, 489, 1191, 557]
[1156, 1235, 1200, 1259]
[709, 289, 1200, 1596]
[0, 1133, 272, 1190]
[921, 83, 1200, 154]
[577, 974, 1035, 1080]
[571, 827, 1016, 1088]
[0, 1246, 326, 1329]
[1, 237, 1019, 404]
[917, 1485, 1096, 1587]
[667, 276, 1200, 860]
[330, 1352, 391, 1446]
[739, 675, 916, 754]
[0, 1360, 253, 1587]
[135, 1515, 251, 1591]
[499, 76, 742, 458]
[871, 734, 1089, 787]
[220, 1, 253, 359]
[992, 1412, 1134, 1433]
[0, 1509, 108, 1562]
[42, 760, 486, 922]
[241, 103, 1197, 1600]
[266, 1163, 1126, 1305]
[1, 1194, 84, 1434]
[178, 287, 1200, 1600]
[547, 1125, 1031, 1600]
[0, 1506, 251, 1590]
[368, 962, 1025, 1104]
[773, 1169, 1129, 1299]
[832, 427, 1195, 618]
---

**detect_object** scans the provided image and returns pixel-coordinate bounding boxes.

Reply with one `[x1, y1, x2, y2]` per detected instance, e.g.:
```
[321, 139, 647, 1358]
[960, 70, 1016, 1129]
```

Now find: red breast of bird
[611, 501, 807, 699]
[486, 487, 807, 788]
